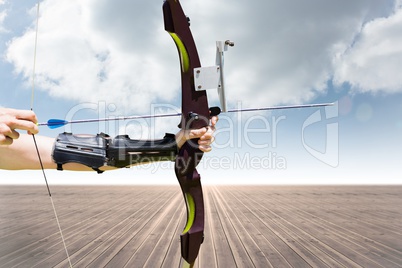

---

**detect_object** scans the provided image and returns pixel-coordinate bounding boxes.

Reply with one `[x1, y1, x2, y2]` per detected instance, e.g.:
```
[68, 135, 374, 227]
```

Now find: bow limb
[163, 0, 210, 266]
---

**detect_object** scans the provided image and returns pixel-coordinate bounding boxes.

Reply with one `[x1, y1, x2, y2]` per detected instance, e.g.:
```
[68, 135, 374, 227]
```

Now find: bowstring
[30, 3, 73, 267]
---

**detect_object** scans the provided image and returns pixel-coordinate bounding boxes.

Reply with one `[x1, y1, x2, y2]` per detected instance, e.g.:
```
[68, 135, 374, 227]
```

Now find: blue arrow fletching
[47, 119, 68, 129]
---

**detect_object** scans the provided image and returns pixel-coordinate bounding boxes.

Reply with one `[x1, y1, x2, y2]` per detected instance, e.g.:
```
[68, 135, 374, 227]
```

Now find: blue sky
[1, 0, 401, 184]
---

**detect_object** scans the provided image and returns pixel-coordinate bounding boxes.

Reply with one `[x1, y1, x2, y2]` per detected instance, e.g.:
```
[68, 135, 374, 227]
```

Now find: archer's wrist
[175, 129, 187, 150]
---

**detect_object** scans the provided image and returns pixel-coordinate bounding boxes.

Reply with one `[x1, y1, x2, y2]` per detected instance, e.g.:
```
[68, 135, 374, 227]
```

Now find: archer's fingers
[187, 115, 218, 139]
[0, 109, 39, 135]
[4, 108, 38, 124]
[199, 125, 216, 141]
[198, 131, 215, 153]
[210, 115, 219, 127]
[0, 122, 20, 143]
[198, 137, 213, 152]
[198, 144, 212, 153]
[9, 118, 39, 135]
[0, 134, 13, 146]
[9, 129, 20, 140]
[188, 127, 208, 140]
[198, 136, 214, 145]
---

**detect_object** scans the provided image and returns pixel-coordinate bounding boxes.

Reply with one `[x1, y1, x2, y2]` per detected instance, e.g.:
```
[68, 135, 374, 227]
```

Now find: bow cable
[30, 3, 73, 267]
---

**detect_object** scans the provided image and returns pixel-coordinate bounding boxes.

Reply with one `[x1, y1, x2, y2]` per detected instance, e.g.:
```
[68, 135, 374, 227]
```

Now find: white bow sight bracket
[194, 40, 234, 112]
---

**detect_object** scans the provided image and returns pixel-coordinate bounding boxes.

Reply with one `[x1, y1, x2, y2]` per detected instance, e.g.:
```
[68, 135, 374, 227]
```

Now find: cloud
[334, 3, 402, 93]
[6, 0, 179, 114]
[184, 0, 395, 106]
[0, 2, 6, 33]
[5, 0, 399, 116]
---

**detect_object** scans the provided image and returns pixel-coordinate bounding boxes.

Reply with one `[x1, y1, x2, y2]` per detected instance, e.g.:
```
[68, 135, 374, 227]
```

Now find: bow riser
[163, 0, 210, 266]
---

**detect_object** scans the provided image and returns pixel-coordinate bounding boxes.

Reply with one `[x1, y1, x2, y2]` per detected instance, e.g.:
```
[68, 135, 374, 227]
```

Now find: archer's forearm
[0, 134, 93, 171]
[0, 133, 174, 172]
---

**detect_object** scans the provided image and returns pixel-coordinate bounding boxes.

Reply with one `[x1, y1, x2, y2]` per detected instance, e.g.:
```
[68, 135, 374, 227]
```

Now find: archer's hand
[175, 115, 218, 152]
[0, 108, 39, 145]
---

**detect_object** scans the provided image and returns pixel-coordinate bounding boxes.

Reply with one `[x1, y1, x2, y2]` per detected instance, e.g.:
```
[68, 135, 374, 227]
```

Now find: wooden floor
[0, 185, 401, 268]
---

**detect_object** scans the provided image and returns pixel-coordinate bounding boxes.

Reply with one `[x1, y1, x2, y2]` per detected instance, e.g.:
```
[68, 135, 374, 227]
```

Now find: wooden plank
[198, 187, 218, 268]
[205, 186, 238, 267]
[265, 186, 402, 267]
[222, 186, 338, 268]
[218, 186, 311, 267]
[233, 185, 402, 268]
[209, 186, 261, 268]
[85, 188, 179, 267]
[54, 187, 173, 267]
[142, 199, 185, 267]
[121, 193, 183, 267]
[210, 186, 274, 268]
[0, 185, 401, 268]
[37, 187, 168, 268]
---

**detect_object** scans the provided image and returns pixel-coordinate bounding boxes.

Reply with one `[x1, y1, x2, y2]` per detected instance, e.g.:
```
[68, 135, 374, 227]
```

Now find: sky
[0, 0, 401, 185]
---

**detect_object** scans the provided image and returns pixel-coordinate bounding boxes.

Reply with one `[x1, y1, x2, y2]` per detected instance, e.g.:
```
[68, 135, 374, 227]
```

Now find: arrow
[38, 102, 334, 129]
[224, 102, 334, 113]
[38, 112, 182, 129]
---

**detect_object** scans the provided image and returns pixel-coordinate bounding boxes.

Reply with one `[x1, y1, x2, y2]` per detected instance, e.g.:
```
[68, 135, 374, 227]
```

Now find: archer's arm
[0, 134, 91, 170]
[0, 116, 218, 171]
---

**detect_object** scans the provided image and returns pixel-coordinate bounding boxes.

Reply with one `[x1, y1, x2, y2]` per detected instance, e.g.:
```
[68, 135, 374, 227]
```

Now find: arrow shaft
[37, 112, 182, 127]
[38, 102, 334, 128]
[226, 102, 334, 113]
